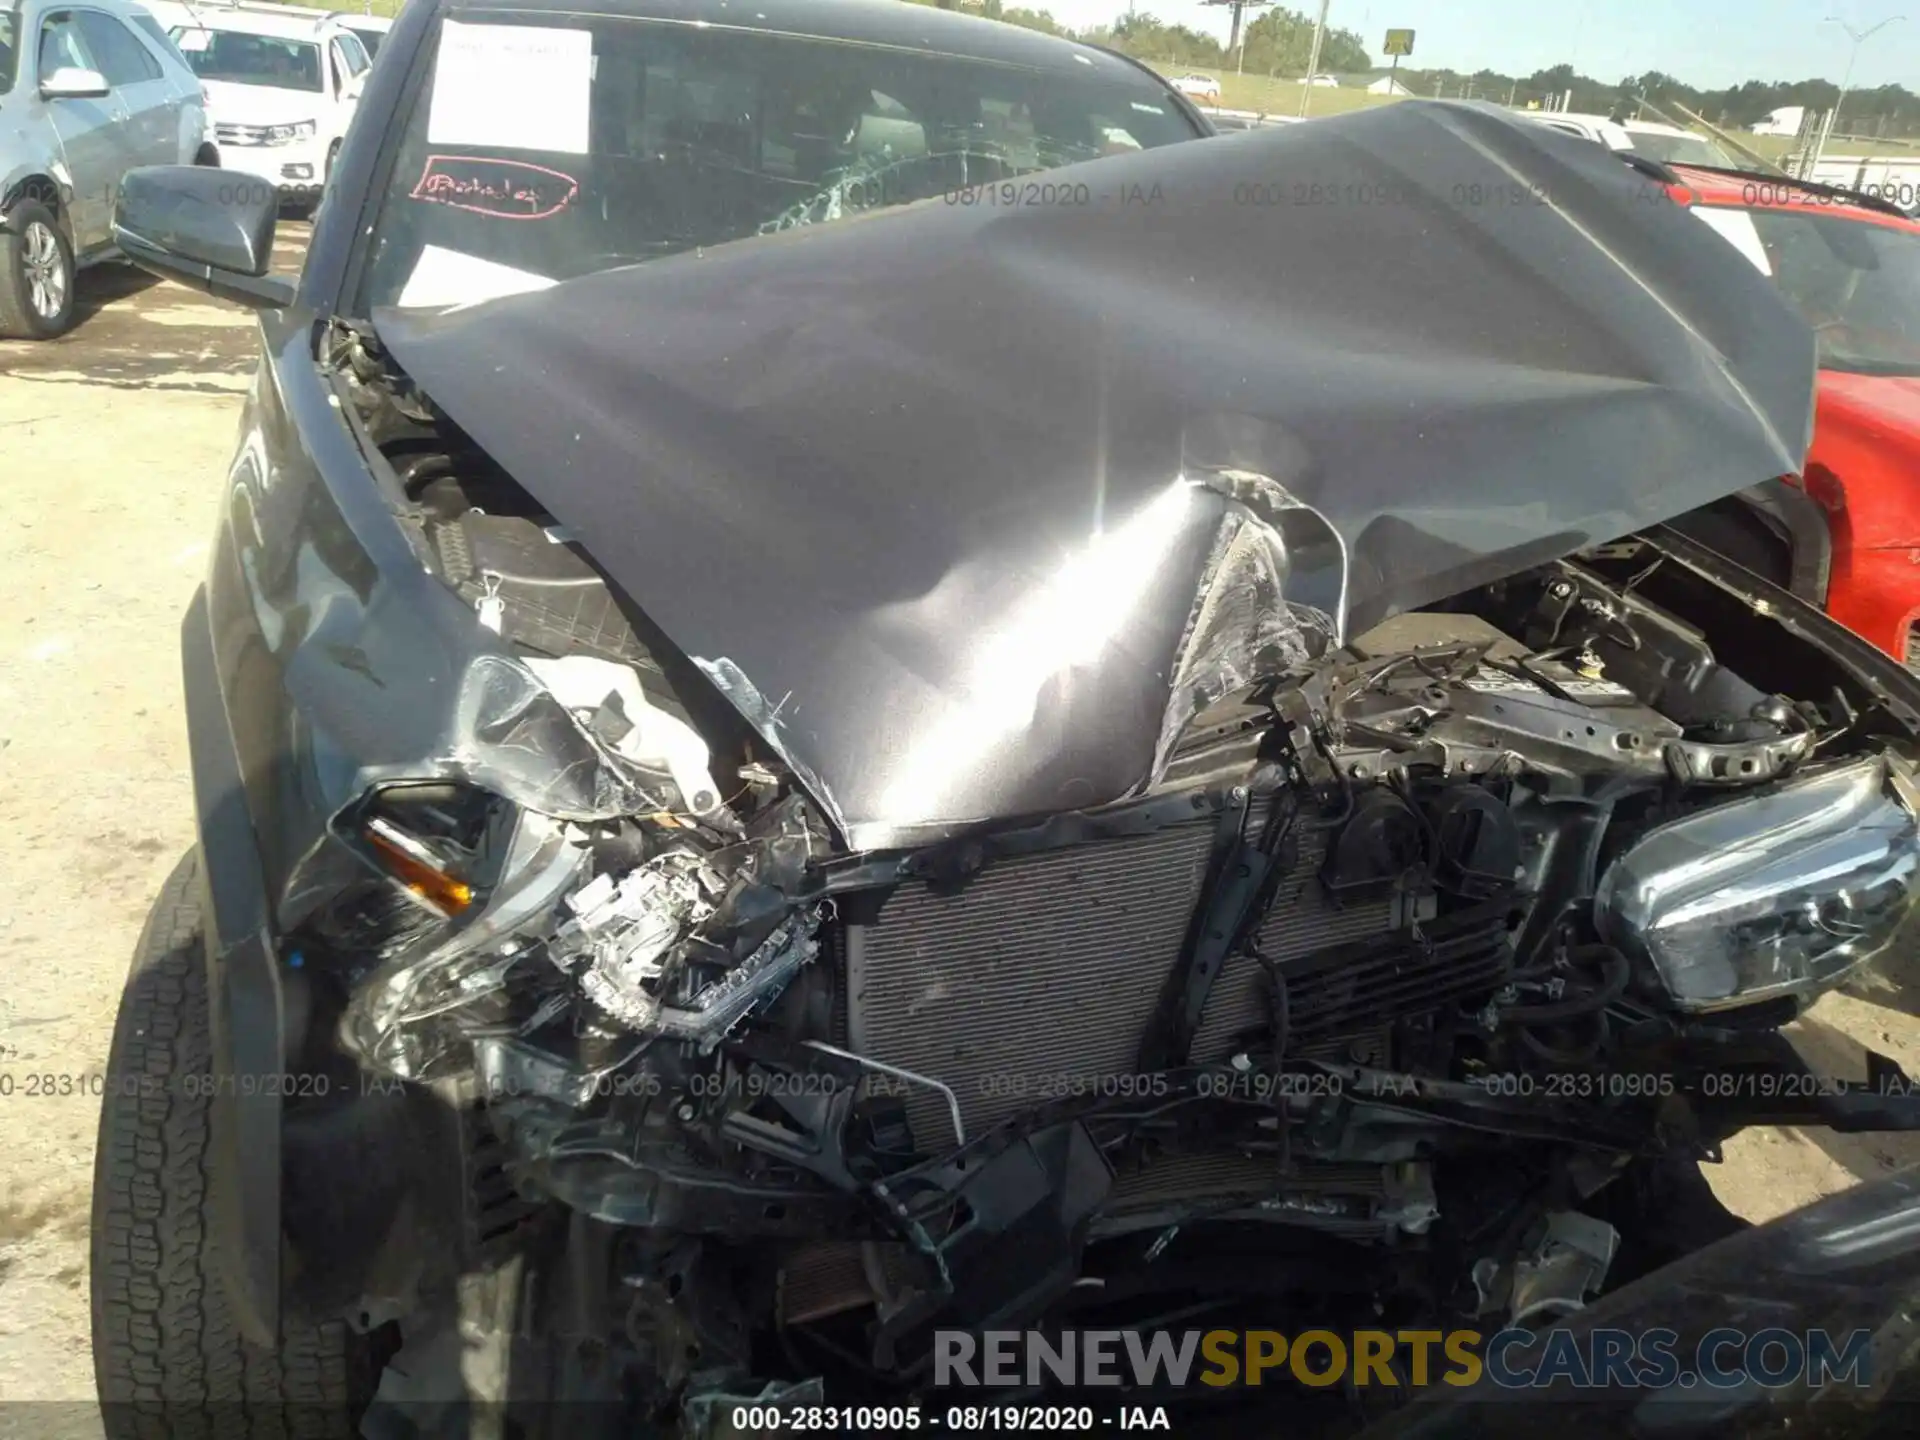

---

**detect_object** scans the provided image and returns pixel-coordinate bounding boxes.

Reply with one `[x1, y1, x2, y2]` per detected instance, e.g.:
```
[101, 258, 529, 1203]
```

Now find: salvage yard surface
[3, 215, 1920, 1413]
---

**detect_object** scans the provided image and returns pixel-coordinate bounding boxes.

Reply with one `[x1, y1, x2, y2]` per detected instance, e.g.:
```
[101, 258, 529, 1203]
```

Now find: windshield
[360, 12, 1200, 311]
[1700, 204, 1920, 376]
[0, 7, 17, 96]
[171, 28, 324, 92]
[1630, 129, 1736, 166]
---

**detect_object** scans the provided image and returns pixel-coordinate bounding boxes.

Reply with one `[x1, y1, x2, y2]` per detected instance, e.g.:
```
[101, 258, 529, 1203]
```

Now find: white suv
[165, 7, 368, 204]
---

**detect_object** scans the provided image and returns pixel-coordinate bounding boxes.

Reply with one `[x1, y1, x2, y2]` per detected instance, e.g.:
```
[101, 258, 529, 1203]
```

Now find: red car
[1662, 165, 1920, 664]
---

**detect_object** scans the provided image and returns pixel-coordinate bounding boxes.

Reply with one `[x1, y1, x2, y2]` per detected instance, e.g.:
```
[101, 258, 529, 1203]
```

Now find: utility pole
[1811, 12, 1904, 170]
[1507, 80, 1517, 106]
[1299, 0, 1331, 116]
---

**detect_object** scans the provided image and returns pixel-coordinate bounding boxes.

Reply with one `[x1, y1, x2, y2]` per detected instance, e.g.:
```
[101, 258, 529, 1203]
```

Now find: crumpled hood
[374, 101, 1816, 851]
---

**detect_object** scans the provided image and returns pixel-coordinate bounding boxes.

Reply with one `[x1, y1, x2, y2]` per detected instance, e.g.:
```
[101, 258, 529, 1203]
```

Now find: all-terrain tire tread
[91, 850, 360, 1440]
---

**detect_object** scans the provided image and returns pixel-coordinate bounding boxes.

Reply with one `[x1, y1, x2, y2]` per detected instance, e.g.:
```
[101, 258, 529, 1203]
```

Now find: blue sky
[1038, 0, 1919, 90]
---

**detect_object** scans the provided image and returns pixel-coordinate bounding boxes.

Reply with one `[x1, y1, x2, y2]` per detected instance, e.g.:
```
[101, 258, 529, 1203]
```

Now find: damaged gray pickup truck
[89, 0, 1920, 1436]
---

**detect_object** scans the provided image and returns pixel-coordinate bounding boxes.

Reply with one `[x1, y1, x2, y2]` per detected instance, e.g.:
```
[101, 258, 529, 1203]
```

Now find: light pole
[1812, 12, 1904, 170]
[1299, 0, 1332, 117]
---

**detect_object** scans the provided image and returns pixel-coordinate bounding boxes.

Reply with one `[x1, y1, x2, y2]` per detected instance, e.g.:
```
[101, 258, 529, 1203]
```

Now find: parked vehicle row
[163, 6, 370, 203]
[1, 0, 379, 337]
[0, 0, 212, 336]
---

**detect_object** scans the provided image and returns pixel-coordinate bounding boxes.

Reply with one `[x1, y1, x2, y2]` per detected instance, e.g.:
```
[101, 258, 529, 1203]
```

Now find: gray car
[0, 0, 212, 337]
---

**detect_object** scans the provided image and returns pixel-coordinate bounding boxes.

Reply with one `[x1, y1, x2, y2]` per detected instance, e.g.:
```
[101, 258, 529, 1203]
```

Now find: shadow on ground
[1781, 1012, 1920, 1183]
[1, 222, 310, 393]
[1841, 945, 1920, 1020]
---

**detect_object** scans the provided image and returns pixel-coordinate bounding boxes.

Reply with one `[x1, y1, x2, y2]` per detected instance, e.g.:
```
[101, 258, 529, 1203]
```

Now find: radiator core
[845, 817, 1396, 1147]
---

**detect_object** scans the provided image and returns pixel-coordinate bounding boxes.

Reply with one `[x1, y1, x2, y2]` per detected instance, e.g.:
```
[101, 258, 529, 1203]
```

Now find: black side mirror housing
[113, 167, 298, 310]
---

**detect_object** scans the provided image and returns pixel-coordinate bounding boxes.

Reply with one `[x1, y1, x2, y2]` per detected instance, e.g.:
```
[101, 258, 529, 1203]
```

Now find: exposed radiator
[848, 820, 1215, 1145]
[845, 816, 1400, 1148]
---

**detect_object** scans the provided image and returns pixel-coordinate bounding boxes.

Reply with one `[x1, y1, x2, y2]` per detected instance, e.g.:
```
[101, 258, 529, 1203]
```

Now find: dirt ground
[5, 222, 1920, 1417]
[0, 223, 308, 1417]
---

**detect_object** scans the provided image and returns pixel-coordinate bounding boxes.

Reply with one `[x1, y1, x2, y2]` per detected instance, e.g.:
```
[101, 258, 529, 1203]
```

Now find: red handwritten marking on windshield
[410, 155, 579, 221]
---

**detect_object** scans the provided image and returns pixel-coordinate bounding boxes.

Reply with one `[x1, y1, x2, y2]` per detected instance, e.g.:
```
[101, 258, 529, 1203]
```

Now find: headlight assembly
[1596, 754, 1920, 1012]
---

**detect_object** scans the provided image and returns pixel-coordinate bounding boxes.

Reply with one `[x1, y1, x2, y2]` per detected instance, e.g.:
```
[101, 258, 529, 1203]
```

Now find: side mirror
[346, 75, 366, 102]
[41, 67, 109, 100]
[112, 166, 297, 310]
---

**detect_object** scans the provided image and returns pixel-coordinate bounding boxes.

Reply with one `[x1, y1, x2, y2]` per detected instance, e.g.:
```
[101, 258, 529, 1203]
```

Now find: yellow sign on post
[1384, 28, 1416, 56]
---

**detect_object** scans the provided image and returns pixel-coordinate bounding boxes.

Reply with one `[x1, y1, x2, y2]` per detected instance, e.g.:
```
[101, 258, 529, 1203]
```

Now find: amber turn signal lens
[365, 816, 475, 914]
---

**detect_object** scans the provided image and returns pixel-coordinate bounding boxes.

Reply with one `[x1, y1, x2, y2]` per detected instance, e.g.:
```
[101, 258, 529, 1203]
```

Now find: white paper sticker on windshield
[397, 245, 559, 310]
[1691, 207, 1774, 277]
[426, 22, 591, 155]
[175, 27, 212, 52]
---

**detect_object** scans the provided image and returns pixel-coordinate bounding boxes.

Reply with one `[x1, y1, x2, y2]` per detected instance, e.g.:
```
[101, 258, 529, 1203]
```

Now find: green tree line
[907, 2, 1368, 74]
[1396, 63, 1920, 137]
[906, 1, 1920, 138]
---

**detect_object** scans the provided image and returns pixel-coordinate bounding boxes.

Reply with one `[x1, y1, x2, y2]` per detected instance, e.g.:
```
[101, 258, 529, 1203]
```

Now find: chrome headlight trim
[1595, 753, 1920, 1013]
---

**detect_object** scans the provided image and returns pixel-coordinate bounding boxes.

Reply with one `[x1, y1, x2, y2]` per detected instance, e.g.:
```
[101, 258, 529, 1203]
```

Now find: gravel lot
[4, 218, 1920, 1417]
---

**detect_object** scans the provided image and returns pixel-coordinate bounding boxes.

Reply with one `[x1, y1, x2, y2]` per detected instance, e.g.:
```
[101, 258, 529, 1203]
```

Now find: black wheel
[0, 199, 77, 339]
[91, 849, 372, 1438]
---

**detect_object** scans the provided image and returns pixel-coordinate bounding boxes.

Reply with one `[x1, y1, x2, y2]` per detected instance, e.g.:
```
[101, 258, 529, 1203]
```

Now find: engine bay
[287, 331, 1920, 1433]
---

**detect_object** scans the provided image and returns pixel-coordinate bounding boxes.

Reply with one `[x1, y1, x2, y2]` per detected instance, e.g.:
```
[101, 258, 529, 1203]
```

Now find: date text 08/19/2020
[726, 1405, 1173, 1432]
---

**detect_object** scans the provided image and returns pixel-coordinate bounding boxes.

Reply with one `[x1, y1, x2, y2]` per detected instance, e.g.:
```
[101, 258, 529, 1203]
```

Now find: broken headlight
[350, 781, 509, 916]
[1596, 754, 1920, 1012]
[340, 788, 822, 1080]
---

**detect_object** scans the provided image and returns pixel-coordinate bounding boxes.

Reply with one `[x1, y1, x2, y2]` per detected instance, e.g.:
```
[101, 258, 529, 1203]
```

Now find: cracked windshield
[363, 2, 1920, 338]
[361, 11, 1204, 308]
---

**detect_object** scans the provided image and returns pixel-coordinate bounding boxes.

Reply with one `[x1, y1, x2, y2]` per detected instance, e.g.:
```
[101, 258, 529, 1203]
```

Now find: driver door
[35, 9, 131, 252]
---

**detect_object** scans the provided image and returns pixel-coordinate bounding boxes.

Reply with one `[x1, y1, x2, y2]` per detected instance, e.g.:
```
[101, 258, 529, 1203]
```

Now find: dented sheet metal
[373, 101, 1817, 850]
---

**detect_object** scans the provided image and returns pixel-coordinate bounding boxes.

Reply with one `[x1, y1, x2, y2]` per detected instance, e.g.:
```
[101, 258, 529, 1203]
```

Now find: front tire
[90, 850, 370, 1438]
[0, 200, 77, 339]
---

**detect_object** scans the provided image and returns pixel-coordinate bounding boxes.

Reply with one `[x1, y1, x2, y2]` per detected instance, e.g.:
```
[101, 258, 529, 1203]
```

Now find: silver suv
[0, 0, 212, 337]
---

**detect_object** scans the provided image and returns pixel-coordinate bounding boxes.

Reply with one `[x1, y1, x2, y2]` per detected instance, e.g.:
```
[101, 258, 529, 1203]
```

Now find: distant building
[1338, 70, 1414, 96]
[1752, 105, 1806, 137]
